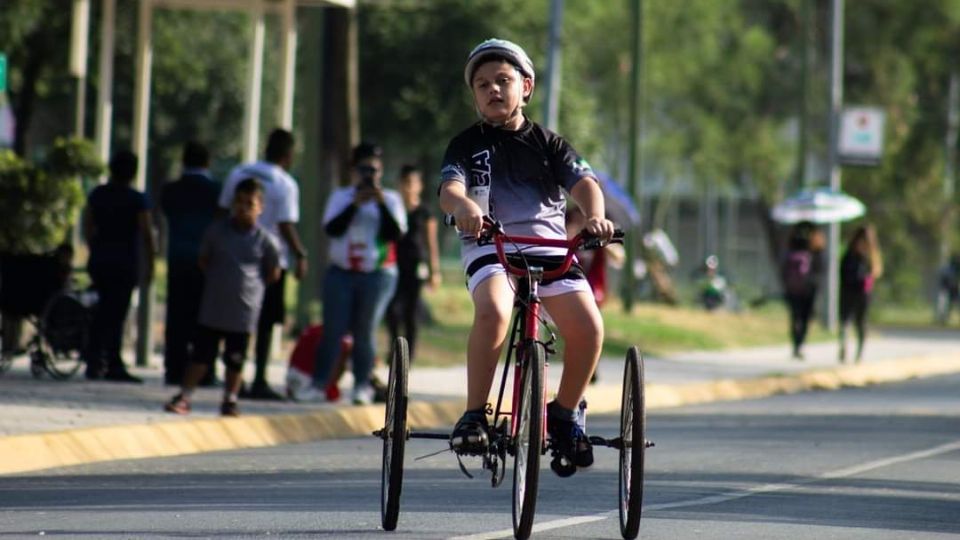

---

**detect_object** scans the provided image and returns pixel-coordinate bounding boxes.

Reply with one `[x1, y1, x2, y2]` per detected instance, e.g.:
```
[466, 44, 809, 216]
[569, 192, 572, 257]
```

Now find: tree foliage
[0, 138, 102, 254]
[4, 0, 959, 300]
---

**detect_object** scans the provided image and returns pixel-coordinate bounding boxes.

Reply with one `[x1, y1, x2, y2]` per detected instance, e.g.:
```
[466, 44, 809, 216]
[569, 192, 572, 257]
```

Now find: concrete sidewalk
[0, 326, 957, 475]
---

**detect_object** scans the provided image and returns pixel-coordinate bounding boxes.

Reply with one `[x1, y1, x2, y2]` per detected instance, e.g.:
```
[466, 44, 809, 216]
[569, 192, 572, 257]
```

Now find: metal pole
[622, 0, 642, 312]
[277, 0, 297, 130]
[133, 0, 154, 367]
[825, 0, 844, 332]
[242, 1, 265, 162]
[94, 0, 116, 167]
[796, 0, 810, 188]
[542, 0, 563, 130]
[71, 0, 90, 137]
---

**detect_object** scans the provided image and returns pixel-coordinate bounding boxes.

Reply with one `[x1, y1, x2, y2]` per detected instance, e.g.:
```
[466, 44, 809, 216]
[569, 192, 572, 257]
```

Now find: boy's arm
[439, 181, 484, 237]
[569, 177, 615, 241]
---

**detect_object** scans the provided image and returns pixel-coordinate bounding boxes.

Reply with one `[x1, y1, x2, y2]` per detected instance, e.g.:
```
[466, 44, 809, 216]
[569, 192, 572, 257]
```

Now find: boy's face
[232, 191, 263, 227]
[471, 60, 532, 124]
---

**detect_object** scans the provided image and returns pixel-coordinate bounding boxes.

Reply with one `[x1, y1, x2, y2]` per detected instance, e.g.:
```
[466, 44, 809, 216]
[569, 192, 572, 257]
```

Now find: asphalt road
[3, 374, 960, 539]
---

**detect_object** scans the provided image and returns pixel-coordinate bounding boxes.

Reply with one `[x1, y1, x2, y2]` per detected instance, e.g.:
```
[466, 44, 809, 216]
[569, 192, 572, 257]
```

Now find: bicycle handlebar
[444, 215, 625, 280]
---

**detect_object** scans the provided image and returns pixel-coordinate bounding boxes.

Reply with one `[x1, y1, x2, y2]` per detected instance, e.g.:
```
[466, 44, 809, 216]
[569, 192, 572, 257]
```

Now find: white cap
[464, 39, 535, 103]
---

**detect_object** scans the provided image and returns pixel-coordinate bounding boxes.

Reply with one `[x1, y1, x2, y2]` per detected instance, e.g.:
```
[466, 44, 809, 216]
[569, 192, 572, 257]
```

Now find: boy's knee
[474, 304, 509, 330]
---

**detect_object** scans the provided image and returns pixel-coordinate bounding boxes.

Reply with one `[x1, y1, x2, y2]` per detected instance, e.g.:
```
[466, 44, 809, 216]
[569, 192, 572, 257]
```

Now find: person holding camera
[293, 142, 407, 405]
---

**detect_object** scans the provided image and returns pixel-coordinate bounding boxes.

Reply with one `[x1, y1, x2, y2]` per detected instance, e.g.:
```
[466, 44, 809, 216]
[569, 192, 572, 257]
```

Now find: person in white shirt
[294, 142, 407, 405]
[218, 129, 308, 400]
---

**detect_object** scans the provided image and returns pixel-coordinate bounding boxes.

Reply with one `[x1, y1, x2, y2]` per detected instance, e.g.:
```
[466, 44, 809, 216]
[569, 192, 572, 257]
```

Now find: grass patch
[406, 282, 833, 367]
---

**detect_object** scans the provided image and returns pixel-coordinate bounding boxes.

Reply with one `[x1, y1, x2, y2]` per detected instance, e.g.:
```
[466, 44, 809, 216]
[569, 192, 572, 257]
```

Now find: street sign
[0, 53, 6, 93]
[839, 106, 885, 166]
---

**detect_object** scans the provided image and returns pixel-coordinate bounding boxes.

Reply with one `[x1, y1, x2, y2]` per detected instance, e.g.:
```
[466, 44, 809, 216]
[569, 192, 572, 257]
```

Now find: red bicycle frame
[481, 224, 591, 441]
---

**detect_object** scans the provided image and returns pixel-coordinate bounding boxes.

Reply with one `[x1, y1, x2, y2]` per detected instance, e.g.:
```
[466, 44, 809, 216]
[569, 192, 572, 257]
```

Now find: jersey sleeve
[439, 136, 469, 191]
[550, 136, 597, 193]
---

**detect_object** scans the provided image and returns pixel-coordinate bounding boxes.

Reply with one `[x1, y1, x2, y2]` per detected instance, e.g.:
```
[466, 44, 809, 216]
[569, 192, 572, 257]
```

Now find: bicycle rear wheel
[381, 337, 409, 531]
[40, 292, 87, 380]
[512, 341, 544, 540]
[618, 346, 646, 539]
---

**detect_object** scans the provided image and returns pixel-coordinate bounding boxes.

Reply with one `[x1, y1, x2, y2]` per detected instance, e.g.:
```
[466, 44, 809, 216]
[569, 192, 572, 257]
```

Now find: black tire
[619, 347, 645, 539]
[512, 341, 544, 540]
[39, 292, 87, 380]
[381, 337, 409, 531]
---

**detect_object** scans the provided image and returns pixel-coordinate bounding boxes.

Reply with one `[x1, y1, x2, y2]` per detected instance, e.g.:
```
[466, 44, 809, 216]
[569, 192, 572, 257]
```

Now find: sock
[548, 400, 577, 422]
[180, 388, 195, 400]
[224, 392, 238, 403]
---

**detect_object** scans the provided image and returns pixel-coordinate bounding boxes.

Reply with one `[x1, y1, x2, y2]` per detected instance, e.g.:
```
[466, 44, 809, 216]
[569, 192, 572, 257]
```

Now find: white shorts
[466, 260, 591, 298]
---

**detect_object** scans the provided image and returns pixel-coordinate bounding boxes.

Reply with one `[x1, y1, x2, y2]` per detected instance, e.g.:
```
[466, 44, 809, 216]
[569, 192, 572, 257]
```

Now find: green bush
[0, 138, 103, 254]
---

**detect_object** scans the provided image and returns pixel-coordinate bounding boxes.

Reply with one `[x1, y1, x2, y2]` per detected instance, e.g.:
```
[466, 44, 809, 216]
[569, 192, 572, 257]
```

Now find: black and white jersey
[440, 118, 597, 265]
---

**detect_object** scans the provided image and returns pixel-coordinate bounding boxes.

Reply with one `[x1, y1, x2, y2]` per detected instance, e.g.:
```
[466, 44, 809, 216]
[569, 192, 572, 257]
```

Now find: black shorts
[193, 325, 250, 371]
[259, 270, 287, 326]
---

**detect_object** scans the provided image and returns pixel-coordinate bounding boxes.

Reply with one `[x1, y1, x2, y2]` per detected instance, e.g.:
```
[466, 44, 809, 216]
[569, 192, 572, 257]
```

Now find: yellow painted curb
[0, 398, 465, 476]
[2, 353, 958, 476]
[583, 353, 960, 414]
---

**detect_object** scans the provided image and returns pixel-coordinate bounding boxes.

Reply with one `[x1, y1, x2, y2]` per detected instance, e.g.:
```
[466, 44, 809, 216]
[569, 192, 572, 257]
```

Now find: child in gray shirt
[165, 178, 280, 417]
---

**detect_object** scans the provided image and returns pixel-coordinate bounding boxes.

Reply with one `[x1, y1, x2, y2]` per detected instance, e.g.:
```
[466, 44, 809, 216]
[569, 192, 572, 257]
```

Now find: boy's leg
[165, 325, 218, 414]
[220, 331, 251, 415]
[541, 291, 604, 410]
[465, 274, 514, 410]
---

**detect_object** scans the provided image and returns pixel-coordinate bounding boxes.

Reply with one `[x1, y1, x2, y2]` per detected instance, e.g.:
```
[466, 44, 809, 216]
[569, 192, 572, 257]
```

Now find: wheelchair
[0, 250, 94, 380]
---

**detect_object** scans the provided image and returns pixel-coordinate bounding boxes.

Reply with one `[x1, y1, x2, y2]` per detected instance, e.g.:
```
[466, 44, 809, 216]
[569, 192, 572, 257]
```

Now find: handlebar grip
[581, 229, 625, 250]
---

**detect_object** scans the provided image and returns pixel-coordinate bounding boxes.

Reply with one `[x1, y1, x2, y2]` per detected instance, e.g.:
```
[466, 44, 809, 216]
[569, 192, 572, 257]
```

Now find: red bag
[286, 325, 353, 401]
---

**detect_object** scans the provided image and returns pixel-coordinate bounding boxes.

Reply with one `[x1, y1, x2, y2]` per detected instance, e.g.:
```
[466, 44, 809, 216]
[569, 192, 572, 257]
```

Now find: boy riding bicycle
[439, 39, 615, 474]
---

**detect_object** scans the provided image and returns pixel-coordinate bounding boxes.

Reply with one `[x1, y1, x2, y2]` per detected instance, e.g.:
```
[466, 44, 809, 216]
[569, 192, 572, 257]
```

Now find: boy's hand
[354, 186, 384, 205]
[453, 200, 485, 237]
[585, 216, 615, 242]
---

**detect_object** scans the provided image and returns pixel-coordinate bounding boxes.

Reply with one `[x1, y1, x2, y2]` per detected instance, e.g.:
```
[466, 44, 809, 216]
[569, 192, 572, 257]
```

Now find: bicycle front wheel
[618, 346, 646, 539]
[512, 341, 544, 540]
[40, 292, 87, 380]
[381, 337, 409, 531]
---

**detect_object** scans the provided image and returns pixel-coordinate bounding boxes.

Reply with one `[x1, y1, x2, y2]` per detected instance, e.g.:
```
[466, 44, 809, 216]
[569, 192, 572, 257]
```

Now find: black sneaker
[450, 409, 489, 455]
[244, 381, 284, 401]
[220, 400, 240, 417]
[547, 401, 594, 469]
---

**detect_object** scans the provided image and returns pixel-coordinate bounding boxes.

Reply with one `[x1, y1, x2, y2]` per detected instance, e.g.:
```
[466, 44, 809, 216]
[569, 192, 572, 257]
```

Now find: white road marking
[447, 439, 960, 539]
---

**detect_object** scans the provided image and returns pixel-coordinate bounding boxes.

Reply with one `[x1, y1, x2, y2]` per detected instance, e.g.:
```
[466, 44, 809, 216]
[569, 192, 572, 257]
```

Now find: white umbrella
[771, 187, 866, 224]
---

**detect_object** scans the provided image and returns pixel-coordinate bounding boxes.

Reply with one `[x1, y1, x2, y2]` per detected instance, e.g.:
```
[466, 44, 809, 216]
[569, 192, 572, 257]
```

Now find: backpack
[783, 250, 813, 295]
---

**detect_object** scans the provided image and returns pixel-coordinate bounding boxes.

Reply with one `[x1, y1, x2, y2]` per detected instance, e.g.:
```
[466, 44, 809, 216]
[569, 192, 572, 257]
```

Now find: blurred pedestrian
[160, 141, 219, 386]
[293, 142, 406, 405]
[82, 150, 156, 383]
[935, 254, 960, 325]
[164, 178, 280, 417]
[386, 165, 440, 360]
[219, 129, 308, 400]
[781, 221, 824, 360]
[697, 255, 730, 311]
[839, 224, 883, 363]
